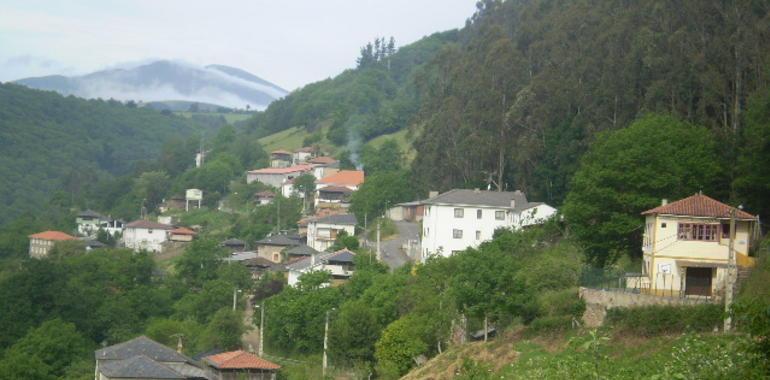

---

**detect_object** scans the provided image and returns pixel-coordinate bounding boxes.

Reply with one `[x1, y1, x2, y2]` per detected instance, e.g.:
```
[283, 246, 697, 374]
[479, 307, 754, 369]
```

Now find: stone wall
[579, 287, 716, 327]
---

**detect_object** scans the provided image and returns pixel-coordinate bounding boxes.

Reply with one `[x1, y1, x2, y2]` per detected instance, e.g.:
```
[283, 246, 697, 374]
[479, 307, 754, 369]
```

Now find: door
[685, 267, 713, 296]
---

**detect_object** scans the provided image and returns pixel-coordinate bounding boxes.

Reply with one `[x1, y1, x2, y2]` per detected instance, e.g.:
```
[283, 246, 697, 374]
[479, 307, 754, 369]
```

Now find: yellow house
[638, 193, 758, 298]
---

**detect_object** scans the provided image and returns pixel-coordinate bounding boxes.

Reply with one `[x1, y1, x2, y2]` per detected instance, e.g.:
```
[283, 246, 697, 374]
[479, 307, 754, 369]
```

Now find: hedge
[605, 304, 723, 336]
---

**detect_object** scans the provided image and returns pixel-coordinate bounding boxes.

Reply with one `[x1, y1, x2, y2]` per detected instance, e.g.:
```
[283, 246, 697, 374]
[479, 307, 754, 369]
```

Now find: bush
[605, 304, 722, 336]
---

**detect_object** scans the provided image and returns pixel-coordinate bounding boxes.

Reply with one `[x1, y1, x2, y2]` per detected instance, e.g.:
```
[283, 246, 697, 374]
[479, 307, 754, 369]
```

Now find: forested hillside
[411, 0, 770, 205]
[0, 83, 199, 225]
[244, 31, 457, 153]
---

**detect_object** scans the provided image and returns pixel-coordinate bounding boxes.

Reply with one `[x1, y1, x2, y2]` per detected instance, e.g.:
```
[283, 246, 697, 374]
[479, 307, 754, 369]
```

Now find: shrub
[605, 304, 722, 336]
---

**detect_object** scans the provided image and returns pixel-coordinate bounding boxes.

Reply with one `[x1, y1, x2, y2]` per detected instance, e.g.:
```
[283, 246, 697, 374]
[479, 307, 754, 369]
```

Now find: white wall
[421, 204, 514, 259]
[516, 204, 558, 228]
[307, 222, 355, 251]
[123, 227, 168, 253]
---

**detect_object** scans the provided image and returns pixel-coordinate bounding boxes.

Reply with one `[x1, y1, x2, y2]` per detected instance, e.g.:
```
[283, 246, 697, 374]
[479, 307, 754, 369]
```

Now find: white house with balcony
[307, 214, 357, 251]
[420, 189, 556, 259]
[286, 249, 356, 287]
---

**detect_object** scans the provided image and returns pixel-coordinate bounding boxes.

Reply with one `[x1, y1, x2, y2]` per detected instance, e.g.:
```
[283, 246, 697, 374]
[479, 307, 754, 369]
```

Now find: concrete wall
[123, 228, 168, 253]
[579, 287, 716, 327]
[421, 204, 514, 259]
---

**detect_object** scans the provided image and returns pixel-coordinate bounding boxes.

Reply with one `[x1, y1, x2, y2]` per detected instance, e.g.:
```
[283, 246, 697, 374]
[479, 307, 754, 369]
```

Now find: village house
[286, 248, 356, 287]
[387, 201, 425, 223]
[202, 350, 281, 380]
[292, 146, 315, 164]
[269, 149, 293, 168]
[224, 251, 279, 279]
[284, 244, 319, 261]
[94, 336, 208, 380]
[420, 189, 557, 259]
[221, 238, 247, 252]
[122, 220, 174, 253]
[315, 186, 353, 207]
[254, 234, 301, 263]
[308, 156, 339, 180]
[317, 170, 364, 191]
[254, 191, 275, 205]
[160, 195, 187, 213]
[307, 214, 357, 251]
[634, 193, 759, 298]
[170, 227, 197, 243]
[76, 210, 124, 238]
[246, 164, 314, 188]
[28, 230, 76, 258]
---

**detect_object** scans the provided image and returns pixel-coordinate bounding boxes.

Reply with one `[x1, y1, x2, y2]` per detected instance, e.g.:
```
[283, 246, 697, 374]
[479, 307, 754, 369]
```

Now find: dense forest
[0, 84, 200, 225]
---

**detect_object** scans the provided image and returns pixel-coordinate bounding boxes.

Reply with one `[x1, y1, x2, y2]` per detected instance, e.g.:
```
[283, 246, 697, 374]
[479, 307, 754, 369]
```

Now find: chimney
[510, 200, 516, 208]
[661, 199, 668, 206]
[428, 191, 438, 199]
[176, 335, 183, 354]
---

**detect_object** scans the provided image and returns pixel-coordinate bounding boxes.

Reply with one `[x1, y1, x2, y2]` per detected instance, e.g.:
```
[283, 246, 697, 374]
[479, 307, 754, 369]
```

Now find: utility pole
[232, 288, 241, 311]
[276, 196, 281, 233]
[258, 301, 265, 357]
[724, 207, 737, 331]
[322, 308, 334, 377]
[376, 221, 381, 261]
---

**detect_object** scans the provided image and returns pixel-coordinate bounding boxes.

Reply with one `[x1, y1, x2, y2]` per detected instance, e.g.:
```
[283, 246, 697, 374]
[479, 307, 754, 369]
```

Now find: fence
[579, 266, 719, 302]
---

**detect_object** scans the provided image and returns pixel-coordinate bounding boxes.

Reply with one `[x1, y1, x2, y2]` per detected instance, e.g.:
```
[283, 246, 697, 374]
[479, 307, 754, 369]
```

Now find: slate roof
[95, 336, 190, 362]
[314, 214, 357, 226]
[256, 234, 301, 247]
[28, 231, 76, 241]
[125, 220, 174, 230]
[271, 149, 293, 155]
[204, 350, 281, 370]
[423, 189, 531, 210]
[284, 244, 319, 257]
[642, 193, 756, 220]
[287, 249, 356, 271]
[99, 355, 186, 379]
[85, 240, 106, 249]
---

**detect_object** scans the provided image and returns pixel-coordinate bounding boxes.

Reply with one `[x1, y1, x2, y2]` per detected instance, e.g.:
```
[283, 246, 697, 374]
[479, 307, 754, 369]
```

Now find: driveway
[379, 221, 420, 269]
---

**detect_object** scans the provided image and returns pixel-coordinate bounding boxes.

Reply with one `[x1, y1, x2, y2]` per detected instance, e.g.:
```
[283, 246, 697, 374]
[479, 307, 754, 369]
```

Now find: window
[661, 222, 667, 228]
[677, 223, 718, 241]
[452, 229, 463, 239]
[495, 210, 505, 220]
[454, 208, 464, 218]
[476, 230, 481, 240]
[721, 223, 731, 239]
[476, 209, 482, 219]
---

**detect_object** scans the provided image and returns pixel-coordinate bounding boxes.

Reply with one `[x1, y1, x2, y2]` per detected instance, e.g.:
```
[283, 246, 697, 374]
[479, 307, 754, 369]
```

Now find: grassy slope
[175, 111, 254, 124]
[403, 328, 750, 380]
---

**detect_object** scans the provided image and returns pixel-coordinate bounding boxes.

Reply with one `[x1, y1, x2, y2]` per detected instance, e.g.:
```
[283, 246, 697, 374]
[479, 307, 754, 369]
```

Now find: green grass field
[365, 127, 416, 162]
[258, 123, 339, 155]
[176, 111, 254, 124]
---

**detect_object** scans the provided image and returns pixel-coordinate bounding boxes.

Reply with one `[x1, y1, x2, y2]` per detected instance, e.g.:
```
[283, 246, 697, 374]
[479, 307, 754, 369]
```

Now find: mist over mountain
[14, 60, 288, 110]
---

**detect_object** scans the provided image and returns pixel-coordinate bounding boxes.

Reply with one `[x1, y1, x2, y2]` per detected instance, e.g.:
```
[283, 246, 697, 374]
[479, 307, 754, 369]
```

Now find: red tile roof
[28, 231, 76, 241]
[248, 164, 314, 175]
[170, 227, 196, 236]
[641, 193, 755, 219]
[319, 170, 364, 186]
[204, 350, 280, 370]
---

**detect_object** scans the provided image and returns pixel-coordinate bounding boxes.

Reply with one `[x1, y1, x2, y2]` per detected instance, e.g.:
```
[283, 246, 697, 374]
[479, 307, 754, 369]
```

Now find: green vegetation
[0, 83, 199, 226]
[605, 304, 723, 337]
[562, 114, 725, 266]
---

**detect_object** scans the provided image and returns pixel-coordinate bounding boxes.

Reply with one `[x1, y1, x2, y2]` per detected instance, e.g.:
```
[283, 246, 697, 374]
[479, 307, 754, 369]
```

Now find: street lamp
[232, 288, 242, 311]
[254, 301, 265, 357]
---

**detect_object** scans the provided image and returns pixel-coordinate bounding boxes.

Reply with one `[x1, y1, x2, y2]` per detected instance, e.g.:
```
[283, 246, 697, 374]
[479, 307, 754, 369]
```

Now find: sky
[0, 0, 476, 90]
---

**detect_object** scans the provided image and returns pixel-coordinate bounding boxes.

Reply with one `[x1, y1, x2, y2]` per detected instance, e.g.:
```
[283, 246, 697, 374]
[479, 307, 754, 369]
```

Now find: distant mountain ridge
[14, 60, 288, 110]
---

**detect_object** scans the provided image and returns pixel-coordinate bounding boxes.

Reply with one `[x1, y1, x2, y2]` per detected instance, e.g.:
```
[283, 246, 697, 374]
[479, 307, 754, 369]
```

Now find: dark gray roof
[286, 249, 356, 271]
[315, 214, 357, 226]
[256, 234, 301, 247]
[423, 189, 530, 210]
[98, 355, 185, 379]
[326, 249, 355, 264]
[95, 336, 190, 362]
[284, 244, 319, 256]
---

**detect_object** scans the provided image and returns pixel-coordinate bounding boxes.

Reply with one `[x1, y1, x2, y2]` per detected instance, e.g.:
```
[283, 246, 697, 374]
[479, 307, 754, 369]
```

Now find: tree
[562, 114, 725, 266]
[734, 90, 770, 220]
[330, 300, 381, 365]
[361, 139, 403, 175]
[200, 308, 245, 350]
[133, 171, 171, 211]
[0, 319, 92, 378]
[375, 314, 431, 377]
[331, 230, 359, 251]
[175, 239, 228, 287]
[350, 170, 416, 223]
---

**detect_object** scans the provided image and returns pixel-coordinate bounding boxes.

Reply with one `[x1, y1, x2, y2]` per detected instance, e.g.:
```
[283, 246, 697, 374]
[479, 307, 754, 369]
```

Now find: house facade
[28, 230, 76, 258]
[287, 249, 356, 287]
[293, 147, 315, 164]
[269, 150, 293, 168]
[203, 350, 280, 380]
[307, 214, 357, 251]
[420, 189, 556, 259]
[254, 234, 301, 263]
[308, 156, 339, 180]
[122, 220, 173, 253]
[316, 170, 364, 191]
[636, 194, 758, 298]
[76, 210, 124, 238]
[246, 164, 314, 188]
[315, 186, 353, 207]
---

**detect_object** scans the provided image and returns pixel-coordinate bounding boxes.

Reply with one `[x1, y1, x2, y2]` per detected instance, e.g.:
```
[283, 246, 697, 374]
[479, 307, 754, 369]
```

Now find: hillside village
[3, 1, 770, 379]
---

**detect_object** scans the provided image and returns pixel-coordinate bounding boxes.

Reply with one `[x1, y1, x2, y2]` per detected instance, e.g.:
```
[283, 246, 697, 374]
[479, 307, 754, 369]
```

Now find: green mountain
[0, 83, 199, 225]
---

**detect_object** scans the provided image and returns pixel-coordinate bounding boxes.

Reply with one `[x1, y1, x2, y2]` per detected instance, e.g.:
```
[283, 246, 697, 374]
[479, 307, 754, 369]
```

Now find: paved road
[379, 221, 420, 269]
